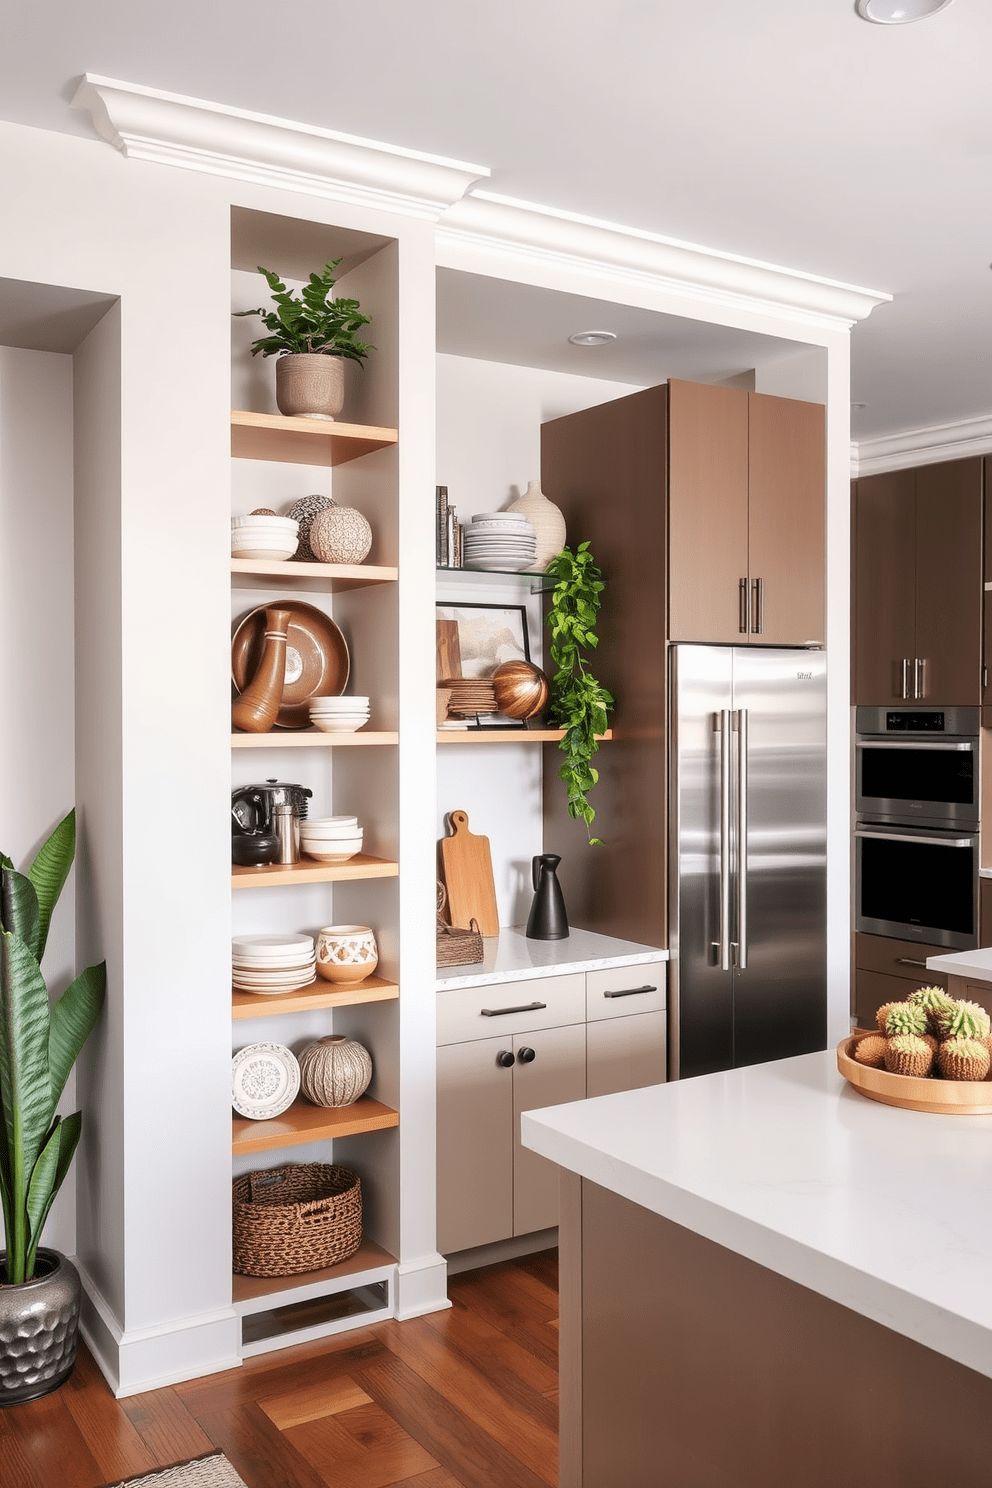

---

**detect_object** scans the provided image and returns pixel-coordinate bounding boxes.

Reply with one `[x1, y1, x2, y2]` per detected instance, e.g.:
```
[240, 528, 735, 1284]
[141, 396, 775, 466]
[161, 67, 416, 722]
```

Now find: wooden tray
[837, 1033, 992, 1115]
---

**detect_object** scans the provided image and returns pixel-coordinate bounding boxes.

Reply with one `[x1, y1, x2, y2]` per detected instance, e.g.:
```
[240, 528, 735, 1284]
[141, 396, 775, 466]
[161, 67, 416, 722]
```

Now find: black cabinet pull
[480, 1000, 547, 1017]
[517, 1047, 537, 1064]
[603, 984, 658, 999]
[496, 1050, 515, 1068]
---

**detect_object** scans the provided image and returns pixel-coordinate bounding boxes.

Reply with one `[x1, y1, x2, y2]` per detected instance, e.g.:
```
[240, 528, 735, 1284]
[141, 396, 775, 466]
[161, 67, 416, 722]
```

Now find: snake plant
[0, 812, 105, 1283]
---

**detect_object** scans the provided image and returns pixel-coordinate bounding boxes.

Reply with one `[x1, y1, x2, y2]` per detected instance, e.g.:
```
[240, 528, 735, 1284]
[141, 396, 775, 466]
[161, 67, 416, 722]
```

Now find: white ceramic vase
[299, 1035, 373, 1107]
[506, 480, 567, 572]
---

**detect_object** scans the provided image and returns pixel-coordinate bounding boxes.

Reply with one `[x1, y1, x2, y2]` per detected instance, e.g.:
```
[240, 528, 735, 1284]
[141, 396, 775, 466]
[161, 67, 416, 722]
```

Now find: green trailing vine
[544, 542, 614, 844]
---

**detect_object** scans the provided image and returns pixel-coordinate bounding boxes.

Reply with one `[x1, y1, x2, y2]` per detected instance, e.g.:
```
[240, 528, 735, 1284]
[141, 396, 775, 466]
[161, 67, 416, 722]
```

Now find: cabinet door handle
[496, 1050, 515, 1068]
[603, 984, 658, 998]
[480, 1000, 547, 1017]
[517, 1047, 537, 1064]
[895, 957, 928, 968]
[751, 577, 764, 635]
[901, 658, 910, 699]
[914, 657, 926, 699]
[738, 577, 749, 634]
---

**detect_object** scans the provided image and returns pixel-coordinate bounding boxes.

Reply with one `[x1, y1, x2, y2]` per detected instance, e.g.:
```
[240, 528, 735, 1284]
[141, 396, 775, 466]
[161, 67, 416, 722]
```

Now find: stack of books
[436, 486, 463, 568]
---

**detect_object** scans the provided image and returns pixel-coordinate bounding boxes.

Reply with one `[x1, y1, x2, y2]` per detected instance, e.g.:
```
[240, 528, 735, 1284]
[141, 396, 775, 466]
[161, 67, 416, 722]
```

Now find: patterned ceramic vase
[299, 1035, 373, 1108]
[316, 925, 379, 984]
[275, 354, 345, 420]
[310, 503, 373, 565]
[506, 479, 567, 572]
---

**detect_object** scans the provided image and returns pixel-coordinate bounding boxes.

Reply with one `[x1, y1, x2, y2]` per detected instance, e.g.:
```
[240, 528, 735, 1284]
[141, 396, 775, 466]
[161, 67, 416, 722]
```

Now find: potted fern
[0, 811, 105, 1404]
[235, 258, 372, 421]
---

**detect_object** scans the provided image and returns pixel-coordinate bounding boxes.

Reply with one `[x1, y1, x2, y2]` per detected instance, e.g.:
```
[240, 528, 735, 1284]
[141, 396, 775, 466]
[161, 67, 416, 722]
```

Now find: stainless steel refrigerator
[669, 645, 827, 1080]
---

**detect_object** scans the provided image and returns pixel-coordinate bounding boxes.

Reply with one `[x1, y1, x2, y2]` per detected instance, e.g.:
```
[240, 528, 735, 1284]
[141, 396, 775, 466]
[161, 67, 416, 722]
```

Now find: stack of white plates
[300, 815, 364, 863]
[462, 512, 537, 572]
[232, 933, 316, 994]
[231, 513, 299, 561]
[309, 696, 371, 733]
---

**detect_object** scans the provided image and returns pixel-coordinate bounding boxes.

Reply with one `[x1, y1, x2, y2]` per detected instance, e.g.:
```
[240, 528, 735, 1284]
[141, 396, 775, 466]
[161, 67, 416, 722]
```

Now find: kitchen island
[522, 1051, 992, 1488]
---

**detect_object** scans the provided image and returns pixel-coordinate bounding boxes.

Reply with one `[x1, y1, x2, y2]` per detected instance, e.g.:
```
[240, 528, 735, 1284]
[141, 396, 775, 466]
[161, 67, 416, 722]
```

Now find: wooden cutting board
[439, 810, 499, 936]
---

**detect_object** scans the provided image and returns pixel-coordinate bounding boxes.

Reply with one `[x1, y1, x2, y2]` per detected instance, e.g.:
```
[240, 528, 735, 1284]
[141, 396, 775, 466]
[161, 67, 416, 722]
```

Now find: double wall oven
[855, 706, 980, 951]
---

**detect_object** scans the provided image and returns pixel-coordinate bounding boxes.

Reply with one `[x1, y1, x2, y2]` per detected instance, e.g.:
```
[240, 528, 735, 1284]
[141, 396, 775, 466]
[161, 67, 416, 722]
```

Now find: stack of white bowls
[309, 696, 371, 733]
[300, 816, 364, 862]
[232, 933, 316, 994]
[231, 513, 299, 561]
[462, 512, 537, 571]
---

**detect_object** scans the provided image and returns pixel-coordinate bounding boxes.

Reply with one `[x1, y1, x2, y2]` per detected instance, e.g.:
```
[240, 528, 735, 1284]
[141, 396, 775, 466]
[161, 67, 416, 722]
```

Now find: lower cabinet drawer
[437, 972, 585, 1046]
[585, 964, 667, 1022]
[586, 1011, 667, 1098]
[854, 932, 949, 986]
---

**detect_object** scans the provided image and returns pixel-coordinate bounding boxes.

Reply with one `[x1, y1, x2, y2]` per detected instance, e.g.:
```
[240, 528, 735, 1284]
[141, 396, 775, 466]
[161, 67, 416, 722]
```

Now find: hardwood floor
[0, 1251, 559, 1488]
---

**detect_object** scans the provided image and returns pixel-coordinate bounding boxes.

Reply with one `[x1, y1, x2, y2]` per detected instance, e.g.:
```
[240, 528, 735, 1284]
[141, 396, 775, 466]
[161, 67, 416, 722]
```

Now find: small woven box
[436, 881, 483, 968]
[233, 1163, 362, 1278]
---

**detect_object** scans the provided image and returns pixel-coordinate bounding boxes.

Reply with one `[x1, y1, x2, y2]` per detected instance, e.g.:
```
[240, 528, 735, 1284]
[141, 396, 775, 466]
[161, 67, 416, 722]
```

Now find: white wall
[435, 353, 643, 926]
[0, 346, 77, 1256]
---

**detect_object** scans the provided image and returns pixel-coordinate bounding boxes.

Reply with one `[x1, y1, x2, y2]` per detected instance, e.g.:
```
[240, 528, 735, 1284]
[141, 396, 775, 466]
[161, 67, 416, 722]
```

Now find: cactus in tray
[883, 1002, 929, 1038]
[884, 1033, 934, 1078]
[937, 1037, 991, 1082]
[934, 999, 991, 1042]
[907, 984, 955, 1033]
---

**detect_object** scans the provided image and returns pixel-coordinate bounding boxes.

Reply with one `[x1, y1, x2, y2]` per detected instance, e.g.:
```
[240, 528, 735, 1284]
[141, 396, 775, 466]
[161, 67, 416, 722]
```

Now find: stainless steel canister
[272, 803, 300, 864]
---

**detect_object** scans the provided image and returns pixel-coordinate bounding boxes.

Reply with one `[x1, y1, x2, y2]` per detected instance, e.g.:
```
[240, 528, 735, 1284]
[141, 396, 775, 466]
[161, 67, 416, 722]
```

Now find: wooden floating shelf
[232, 854, 398, 889]
[437, 729, 614, 745]
[231, 409, 397, 468]
[232, 1236, 397, 1308]
[232, 1096, 398, 1155]
[231, 558, 397, 593]
[232, 731, 398, 748]
[233, 974, 399, 1020]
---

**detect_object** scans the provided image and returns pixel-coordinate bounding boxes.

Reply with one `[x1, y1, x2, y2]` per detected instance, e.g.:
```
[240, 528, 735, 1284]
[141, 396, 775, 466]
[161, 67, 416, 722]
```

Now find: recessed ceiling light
[568, 330, 617, 347]
[856, 0, 953, 23]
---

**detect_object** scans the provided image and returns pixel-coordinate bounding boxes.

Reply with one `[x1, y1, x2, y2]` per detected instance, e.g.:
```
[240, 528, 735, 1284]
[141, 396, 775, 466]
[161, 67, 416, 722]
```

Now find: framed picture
[436, 601, 531, 728]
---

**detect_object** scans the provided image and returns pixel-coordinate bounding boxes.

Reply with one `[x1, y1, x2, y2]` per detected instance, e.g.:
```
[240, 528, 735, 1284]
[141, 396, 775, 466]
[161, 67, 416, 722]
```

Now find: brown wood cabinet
[668, 379, 825, 647]
[852, 931, 949, 1029]
[854, 457, 983, 706]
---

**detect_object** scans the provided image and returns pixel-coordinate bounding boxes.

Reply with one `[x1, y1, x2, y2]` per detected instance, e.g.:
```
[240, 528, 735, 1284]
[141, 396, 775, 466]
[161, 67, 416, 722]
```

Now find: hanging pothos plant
[544, 542, 614, 845]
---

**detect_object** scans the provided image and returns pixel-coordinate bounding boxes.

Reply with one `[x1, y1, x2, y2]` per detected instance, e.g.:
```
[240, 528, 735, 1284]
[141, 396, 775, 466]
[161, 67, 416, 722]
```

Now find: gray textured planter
[275, 353, 345, 420]
[0, 1248, 81, 1405]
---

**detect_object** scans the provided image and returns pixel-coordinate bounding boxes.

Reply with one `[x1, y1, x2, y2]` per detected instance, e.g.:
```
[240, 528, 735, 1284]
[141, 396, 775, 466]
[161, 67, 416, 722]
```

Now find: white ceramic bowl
[310, 719, 369, 733]
[309, 698, 370, 711]
[231, 514, 299, 531]
[315, 925, 379, 984]
[305, 815, 359, 829]
[231, 548, 297, 561]
[303, 840, 363, 863]
[302, 828, 364, 844]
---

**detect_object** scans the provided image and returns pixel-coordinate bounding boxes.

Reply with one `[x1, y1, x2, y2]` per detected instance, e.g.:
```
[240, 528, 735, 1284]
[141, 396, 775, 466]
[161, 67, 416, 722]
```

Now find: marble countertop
[522, 1052, 992, 1379]
[926, 947, 992, 983]
[436, 926, 668, 991]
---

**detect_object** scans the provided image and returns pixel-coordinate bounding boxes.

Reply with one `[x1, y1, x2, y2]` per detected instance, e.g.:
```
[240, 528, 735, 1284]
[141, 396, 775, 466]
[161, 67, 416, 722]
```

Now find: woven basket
[436, 881, 483, 968]
[232, 1163, 362, 1278]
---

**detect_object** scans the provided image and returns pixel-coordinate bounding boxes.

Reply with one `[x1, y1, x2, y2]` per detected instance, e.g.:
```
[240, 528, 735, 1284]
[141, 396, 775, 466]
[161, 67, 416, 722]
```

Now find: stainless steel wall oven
[855, 706, 980, 949]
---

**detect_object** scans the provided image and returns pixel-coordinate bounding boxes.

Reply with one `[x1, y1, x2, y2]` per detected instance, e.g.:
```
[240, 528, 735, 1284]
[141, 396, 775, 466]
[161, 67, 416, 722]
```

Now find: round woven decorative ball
[884, 1033, 933, 1078]
[492, 660, 550, 720]
[853, 1034, 887, 1069]
[310, 503, 373, 565]
[250, 507, 277, 516]
[299, 1035, 373, 1108]
[937, 1036, 991, 1082]
[284, 494, 335, 561]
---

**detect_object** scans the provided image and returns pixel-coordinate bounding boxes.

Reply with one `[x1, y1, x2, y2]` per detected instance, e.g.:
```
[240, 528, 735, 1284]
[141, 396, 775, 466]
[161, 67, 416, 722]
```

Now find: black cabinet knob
[496, 1050, 515, 1068]
[517, 1046, 536, 1064]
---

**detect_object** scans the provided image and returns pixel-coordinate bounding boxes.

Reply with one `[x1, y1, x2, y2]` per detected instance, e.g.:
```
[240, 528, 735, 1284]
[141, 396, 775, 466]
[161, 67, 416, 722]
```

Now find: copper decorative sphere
[492, 660, 549, 720]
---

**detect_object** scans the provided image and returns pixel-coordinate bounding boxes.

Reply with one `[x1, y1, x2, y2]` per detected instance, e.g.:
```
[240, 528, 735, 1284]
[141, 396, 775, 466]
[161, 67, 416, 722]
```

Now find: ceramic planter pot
[275, 354, 345, 421]
[0, 1248, 81, 1405]
[316, 925, 378, 984]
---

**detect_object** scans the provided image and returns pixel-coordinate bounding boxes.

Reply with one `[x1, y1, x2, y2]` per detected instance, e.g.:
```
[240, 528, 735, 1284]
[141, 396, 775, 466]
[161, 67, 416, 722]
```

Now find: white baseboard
[444, 1227, 558, 1276]
[76, 1259, 241, 1398]
[393, 1251, 451, 1319]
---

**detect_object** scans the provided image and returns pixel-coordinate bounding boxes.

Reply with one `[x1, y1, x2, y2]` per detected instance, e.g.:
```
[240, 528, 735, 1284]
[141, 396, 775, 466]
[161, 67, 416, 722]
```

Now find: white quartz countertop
[435, 926, 667, 991]
[522, 1052, 992, 1379]
[927, 947, 992, 983]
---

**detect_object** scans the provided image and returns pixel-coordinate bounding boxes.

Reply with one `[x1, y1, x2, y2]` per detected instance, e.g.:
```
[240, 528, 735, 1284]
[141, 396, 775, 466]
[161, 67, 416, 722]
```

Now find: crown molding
[72, 75, 489, 220]
[853, 412, 992, 478]
[437, 191, 891, 332]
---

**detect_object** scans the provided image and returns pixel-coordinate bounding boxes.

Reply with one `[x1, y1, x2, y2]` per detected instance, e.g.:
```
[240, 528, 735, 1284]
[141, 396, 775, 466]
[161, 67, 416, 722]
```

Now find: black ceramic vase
[526, 854, 569, 940]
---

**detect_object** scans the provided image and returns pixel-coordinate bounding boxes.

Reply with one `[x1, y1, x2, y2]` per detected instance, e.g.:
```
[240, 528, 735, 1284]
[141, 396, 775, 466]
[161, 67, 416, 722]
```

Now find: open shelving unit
[232, 1097, 399, 1156]
[232, 974, 399, 1020]
[231, 409, 397, 466]
[231, 558, 397, 593]
[231, 855, 398, 888]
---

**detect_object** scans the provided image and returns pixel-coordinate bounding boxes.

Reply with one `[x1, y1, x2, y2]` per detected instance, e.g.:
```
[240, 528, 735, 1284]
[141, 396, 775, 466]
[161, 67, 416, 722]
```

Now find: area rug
[103, 1453, 249, 1488]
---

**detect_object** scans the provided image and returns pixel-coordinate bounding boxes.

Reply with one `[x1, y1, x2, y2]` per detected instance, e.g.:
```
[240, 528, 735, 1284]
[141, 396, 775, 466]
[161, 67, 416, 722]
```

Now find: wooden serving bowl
[837, 1032, 992, 1115]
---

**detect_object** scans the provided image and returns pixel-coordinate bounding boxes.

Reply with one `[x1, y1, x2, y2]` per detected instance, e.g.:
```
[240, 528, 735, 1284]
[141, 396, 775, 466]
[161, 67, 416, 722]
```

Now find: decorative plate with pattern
[232, 1042, 300, 1120]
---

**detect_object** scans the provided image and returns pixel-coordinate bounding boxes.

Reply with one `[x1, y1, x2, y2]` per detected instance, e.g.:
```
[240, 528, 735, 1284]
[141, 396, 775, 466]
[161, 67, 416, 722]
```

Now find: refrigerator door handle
[735, 707, 748, 969]
[718, 709, 732, 971]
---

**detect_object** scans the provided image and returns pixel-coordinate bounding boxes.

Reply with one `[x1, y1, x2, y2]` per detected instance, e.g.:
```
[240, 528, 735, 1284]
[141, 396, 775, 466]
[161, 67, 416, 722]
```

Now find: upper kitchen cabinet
[668, 379, 825, 647]
[854, 457, 983, 706]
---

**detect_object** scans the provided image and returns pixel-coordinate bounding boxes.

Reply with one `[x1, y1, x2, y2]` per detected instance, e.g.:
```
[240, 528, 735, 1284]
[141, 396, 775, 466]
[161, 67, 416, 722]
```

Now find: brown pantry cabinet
[853, 458, 983, 706]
